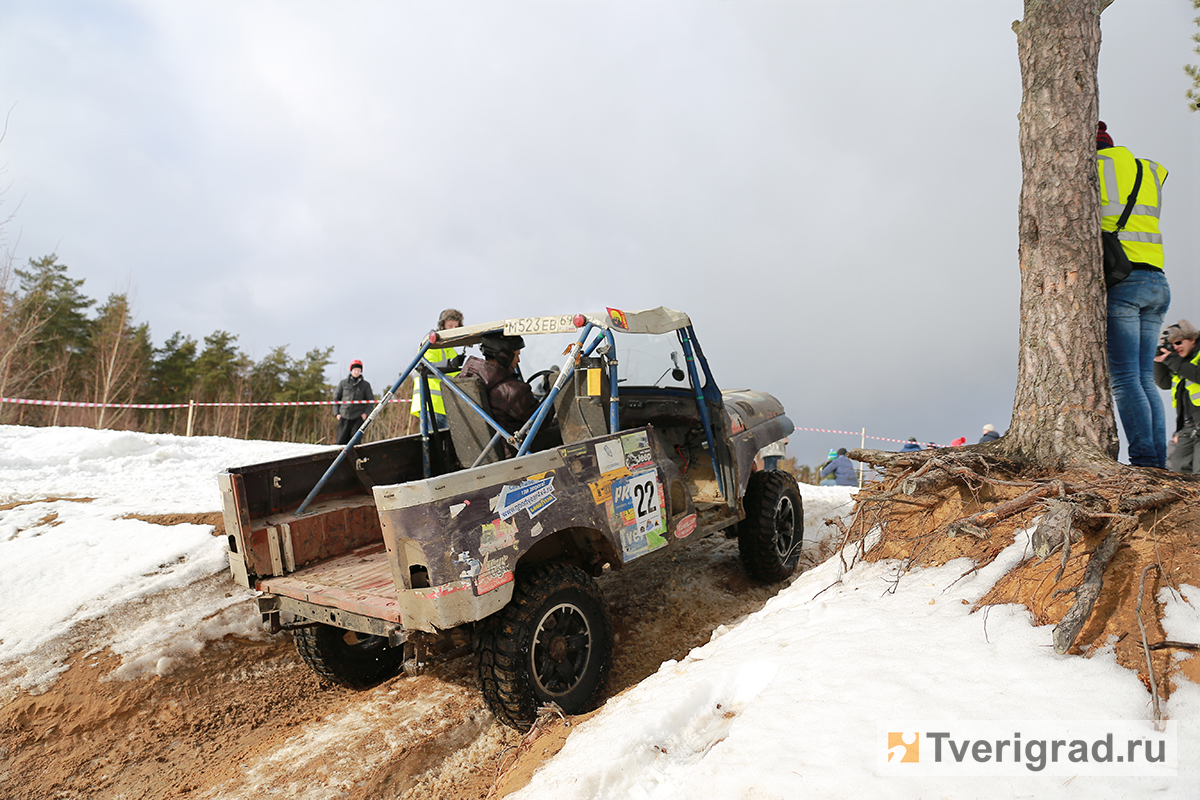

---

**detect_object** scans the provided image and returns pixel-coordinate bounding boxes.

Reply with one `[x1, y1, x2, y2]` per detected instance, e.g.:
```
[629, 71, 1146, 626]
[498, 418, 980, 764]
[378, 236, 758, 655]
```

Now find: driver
[457, 334, 539, 455]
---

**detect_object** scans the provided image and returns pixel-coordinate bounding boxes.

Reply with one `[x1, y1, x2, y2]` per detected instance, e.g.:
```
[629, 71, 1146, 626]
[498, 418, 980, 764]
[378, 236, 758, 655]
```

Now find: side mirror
[670, 352, 686, 383]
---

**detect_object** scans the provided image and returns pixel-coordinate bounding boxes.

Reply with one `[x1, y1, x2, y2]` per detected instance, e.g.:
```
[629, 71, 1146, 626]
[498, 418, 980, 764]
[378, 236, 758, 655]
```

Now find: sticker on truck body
[674, 513, 698, 538]
[613, 469, 667, 560]
[480, 518, 519, 555]
[588, 468, 628, 505]
[495, 476, 556, 521]
[457, 551, 514, 594]
[621, 431, 652, 471]
[596, 439, 624, 474]
[475, 553, 514, 594]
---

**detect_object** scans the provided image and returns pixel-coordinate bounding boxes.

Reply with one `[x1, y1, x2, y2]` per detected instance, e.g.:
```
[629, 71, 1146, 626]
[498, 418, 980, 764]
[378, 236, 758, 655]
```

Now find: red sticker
[674, 513, 698, 539]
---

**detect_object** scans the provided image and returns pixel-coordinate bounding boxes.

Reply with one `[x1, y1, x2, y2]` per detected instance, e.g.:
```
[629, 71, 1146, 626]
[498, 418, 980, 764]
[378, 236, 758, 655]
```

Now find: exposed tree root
[1052, 524, 1125, 654]
[846, 446, 1200, 709]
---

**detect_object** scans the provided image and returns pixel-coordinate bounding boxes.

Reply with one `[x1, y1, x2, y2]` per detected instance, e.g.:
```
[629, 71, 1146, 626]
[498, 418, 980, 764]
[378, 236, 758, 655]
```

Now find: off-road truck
[219, 307, 800, 729]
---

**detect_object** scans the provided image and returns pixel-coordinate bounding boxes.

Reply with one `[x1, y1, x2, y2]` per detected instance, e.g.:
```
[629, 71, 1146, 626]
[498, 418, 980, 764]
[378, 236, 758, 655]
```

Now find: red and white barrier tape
[0, 397, 412, 410]
[2, 396, 937, 446]
[793, 427, 935, 448]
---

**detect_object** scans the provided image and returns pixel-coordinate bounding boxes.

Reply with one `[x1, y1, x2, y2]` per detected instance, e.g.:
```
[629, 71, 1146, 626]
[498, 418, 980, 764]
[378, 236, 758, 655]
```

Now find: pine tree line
[0, 254, 416, 443]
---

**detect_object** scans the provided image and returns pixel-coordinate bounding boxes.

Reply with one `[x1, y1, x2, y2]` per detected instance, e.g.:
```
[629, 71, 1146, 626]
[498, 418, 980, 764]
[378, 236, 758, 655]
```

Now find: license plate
[503, 315, 576, 336]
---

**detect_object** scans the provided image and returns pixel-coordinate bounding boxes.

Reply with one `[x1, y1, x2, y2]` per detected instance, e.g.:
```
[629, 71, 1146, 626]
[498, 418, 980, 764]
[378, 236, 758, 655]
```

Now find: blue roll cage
[297, 318, 723, 516]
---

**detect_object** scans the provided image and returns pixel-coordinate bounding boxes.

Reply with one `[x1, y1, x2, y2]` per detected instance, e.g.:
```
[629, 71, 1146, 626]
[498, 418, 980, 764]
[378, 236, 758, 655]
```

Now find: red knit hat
[1097, 121, 1113, 149]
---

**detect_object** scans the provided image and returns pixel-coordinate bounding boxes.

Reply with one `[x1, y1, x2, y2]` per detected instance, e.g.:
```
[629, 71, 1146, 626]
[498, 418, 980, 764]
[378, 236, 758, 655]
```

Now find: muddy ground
[0, 524, 835, 800]
[5, 470, 1198, 800]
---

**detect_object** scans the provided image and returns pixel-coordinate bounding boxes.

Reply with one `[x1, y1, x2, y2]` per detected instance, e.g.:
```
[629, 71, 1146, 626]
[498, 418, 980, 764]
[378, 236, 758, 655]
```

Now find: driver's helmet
[480, 333, 525, 362]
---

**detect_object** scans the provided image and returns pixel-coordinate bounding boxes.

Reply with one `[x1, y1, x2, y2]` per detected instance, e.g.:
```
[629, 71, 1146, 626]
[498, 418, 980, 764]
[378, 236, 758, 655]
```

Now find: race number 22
[628, 471, 663, 535]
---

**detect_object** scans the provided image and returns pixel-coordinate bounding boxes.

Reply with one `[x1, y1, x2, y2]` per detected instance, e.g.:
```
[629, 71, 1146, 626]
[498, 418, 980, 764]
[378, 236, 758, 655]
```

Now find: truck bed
[258, 542, 403, 623]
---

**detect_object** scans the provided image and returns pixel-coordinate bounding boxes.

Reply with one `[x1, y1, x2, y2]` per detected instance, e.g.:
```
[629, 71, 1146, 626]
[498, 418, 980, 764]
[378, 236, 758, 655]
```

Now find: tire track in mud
[2, 532, 826, 799]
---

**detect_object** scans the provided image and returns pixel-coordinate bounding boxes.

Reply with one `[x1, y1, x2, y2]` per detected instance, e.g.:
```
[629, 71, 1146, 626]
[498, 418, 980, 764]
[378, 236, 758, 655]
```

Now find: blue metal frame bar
[473, 431, 505, 468]
[679, 326, 724, 498]
[417, 364, 435, 478]
[515, 323, 595, 456]
[297, 339, 433, 516]
[590, 329, 620, 432]
[422, 359, 513, 439]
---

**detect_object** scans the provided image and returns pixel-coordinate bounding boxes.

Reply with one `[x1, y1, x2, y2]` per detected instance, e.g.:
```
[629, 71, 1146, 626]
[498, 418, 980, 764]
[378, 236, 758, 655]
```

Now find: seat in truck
[442, 375, 503, 467]
[553, 363, 611, 444]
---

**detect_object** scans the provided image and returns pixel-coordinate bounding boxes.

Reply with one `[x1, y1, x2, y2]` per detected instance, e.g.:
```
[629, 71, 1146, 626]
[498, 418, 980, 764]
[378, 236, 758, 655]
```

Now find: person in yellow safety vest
[1098, 121, 1171, 470]
[1154, 320, 1200, 473]
[412, 308, 465, 429]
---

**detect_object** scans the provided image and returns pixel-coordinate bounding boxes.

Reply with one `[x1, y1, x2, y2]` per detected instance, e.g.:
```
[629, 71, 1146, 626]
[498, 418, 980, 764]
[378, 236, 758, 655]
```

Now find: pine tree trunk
[1001, 0, 1118, 469]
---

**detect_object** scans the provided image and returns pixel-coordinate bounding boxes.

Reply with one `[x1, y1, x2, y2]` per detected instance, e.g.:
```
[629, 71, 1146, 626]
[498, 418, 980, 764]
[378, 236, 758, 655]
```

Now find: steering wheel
[525, 368, 557, 388]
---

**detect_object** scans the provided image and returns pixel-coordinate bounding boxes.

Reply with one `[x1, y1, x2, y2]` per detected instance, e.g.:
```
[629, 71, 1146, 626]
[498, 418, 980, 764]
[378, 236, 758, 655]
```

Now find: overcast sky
[1, 1, 1196, 461]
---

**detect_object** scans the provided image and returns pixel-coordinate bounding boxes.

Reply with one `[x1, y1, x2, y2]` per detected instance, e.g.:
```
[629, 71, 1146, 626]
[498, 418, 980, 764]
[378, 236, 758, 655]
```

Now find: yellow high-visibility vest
[1170, 349, 1200, 410]
[411, 345, 462, 417]
[1097, 146, 1168, 269]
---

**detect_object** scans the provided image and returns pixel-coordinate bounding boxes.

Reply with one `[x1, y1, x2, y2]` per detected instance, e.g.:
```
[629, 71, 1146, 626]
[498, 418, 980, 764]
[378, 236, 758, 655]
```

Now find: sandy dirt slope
[1, 529, 827, 800]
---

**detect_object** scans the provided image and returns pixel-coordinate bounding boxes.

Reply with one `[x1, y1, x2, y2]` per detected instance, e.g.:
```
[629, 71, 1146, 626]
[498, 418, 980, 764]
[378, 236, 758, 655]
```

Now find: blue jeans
[1107, 269, 1170, 468]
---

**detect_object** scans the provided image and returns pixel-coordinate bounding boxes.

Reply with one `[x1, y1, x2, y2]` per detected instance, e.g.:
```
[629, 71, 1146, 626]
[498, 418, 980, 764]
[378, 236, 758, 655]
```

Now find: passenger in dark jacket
[819, 448, 857, 486]
[456, 334, 538, 457]
[334, 359, 375, 445]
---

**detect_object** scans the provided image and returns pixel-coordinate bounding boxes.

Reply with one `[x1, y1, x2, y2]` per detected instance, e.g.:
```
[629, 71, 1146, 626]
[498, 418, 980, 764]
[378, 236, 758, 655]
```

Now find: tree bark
[1002, 1, 1118, 468]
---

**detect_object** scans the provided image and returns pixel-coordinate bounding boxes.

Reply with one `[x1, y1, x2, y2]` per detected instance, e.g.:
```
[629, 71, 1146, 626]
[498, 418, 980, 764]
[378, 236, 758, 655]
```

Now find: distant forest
[0, 254, 415, 443]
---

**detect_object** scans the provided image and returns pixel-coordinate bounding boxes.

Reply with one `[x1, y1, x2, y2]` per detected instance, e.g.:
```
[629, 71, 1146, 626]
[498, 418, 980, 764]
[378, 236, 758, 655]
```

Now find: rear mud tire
[476, 563, 613, 730]
[738, 470, 804, 583]
[293, 623, 404, 689]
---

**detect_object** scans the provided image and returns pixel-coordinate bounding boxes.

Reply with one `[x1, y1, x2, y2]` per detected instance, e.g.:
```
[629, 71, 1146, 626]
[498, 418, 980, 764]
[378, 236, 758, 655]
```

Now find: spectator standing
[334, 359, 374, 445]
[1099, 121, 1171, 468]
[978, 424, 1001, 444]
[760, 437, 788, 471]
[412, 308, 465, 430]
[1153, 320, 1200, 473]
[900, 437, 922, 452]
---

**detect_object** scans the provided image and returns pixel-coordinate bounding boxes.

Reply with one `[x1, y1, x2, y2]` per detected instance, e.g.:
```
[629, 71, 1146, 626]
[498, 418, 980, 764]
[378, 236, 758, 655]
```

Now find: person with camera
[1153, 320, 1200, 473]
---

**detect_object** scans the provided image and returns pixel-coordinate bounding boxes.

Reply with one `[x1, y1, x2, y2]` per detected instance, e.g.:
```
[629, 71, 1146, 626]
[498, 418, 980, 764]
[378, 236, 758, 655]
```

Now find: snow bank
[512, 526, 1199, 799]
[0, 424, 328, 691]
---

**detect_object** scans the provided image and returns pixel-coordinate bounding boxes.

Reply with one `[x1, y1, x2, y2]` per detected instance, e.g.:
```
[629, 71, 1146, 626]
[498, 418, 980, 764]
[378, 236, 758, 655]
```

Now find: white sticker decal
[596, 439, 625, 474]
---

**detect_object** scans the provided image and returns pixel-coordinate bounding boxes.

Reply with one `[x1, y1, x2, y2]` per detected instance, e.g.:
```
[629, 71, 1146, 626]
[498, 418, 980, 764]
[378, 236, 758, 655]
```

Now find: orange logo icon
[887, 732, 919, 763]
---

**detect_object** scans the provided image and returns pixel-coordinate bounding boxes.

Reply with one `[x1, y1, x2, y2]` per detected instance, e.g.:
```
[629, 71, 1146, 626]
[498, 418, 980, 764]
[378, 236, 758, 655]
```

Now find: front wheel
[738, 470, 804, 583]
[293, 623, 405, 689]
[476, 563, 613, 730]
